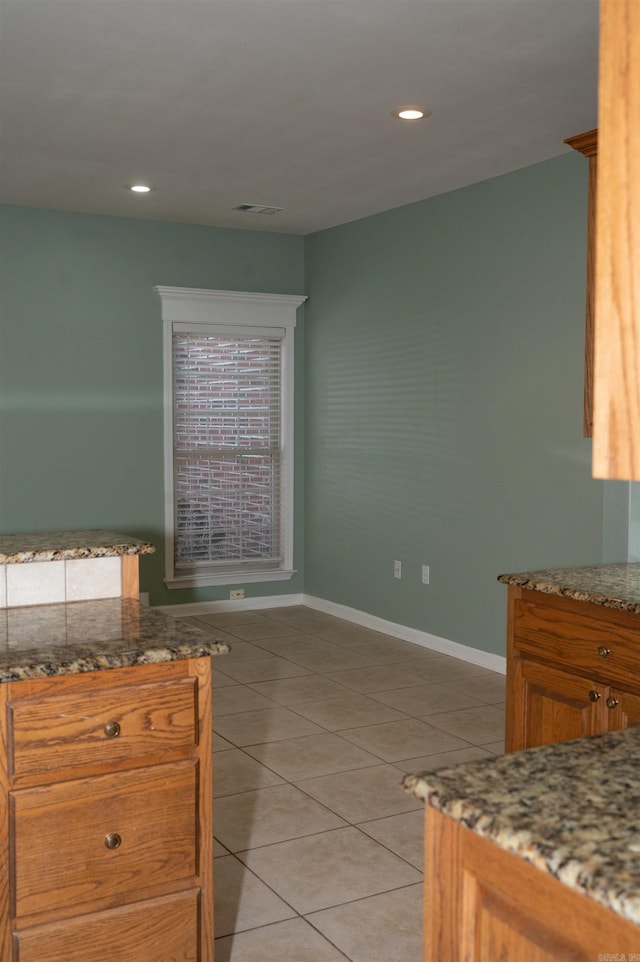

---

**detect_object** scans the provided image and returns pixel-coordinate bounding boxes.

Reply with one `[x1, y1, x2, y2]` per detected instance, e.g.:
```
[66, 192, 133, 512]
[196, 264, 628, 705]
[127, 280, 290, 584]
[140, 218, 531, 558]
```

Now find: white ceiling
[0, 0, 599, 235]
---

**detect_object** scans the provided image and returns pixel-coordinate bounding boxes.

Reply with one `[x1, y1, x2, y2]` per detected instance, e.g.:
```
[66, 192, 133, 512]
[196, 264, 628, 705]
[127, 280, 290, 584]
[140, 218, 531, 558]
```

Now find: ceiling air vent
[231, 204, 284, 215]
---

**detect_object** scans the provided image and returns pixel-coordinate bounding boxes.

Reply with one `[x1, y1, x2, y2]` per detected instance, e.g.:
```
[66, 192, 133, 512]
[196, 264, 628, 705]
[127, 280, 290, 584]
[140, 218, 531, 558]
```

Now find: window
[156, 287, 306, 588]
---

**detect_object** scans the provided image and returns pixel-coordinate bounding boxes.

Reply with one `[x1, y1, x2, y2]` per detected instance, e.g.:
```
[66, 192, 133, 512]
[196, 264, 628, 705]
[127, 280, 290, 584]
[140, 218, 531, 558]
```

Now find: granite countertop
[498, 562, 640, 614]
[0, 529, 156, 564]
[0, 598, 229, 682]
[404, 727, 640, 926]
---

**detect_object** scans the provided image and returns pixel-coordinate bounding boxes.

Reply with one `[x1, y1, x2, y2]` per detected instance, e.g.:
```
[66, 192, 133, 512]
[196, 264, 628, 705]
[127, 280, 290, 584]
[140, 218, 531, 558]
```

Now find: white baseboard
[154, 592, 506, 675]
[154, 593, 304, 617]
[303, 595, 506, 674]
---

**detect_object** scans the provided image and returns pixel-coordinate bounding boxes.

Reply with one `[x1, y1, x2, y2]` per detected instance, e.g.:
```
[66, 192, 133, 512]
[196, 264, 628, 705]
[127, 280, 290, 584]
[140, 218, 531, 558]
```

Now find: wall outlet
[394, 560, 402, 579]
[229, 589, 245, 600]
[421, 565, 430, 585]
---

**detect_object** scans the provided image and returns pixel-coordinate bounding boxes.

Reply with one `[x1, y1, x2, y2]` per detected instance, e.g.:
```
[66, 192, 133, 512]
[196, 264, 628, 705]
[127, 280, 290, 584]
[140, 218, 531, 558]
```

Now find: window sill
[164, 569, 297, 589]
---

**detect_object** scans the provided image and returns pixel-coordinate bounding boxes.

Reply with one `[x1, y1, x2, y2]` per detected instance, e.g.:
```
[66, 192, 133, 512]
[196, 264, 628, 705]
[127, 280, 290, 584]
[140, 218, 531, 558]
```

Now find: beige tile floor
[183, 605, 506, 962]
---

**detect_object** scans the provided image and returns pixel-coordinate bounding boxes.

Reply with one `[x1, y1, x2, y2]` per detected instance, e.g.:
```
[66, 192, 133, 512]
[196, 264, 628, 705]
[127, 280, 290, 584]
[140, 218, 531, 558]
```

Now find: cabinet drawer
[14, 889, 199, 962]
[514, 597, 640, 689]
[8, 678, 197, 778]
[12, 760, 197, 918]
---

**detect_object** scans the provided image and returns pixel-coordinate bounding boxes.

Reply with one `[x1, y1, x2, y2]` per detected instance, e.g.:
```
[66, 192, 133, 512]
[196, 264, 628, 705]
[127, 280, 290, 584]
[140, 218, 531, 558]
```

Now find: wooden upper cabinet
[565, 128, 597, 439]
[592, 0, 640, 480]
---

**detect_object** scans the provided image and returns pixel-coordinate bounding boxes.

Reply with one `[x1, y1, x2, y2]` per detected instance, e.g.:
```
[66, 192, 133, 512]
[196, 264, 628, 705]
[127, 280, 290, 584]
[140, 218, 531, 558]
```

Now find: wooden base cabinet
[1, 658, 214, 962]
[424, 806, 640, 962]
[506, 586, 640, 752]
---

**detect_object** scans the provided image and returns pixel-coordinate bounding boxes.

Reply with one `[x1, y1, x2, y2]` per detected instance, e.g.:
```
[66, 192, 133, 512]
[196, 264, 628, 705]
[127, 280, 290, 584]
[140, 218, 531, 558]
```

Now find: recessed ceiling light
[391, 106, 431, 121]
[128, 184, 153, 193]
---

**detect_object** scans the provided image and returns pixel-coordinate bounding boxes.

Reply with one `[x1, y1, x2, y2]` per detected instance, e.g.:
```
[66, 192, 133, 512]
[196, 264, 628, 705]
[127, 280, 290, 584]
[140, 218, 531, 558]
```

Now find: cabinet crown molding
[565, 128, 598, 158]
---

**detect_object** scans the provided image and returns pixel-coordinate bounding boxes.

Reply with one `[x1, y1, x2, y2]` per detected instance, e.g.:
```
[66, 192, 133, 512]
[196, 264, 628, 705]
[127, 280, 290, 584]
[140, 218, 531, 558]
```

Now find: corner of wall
[602, 479, 631, 562]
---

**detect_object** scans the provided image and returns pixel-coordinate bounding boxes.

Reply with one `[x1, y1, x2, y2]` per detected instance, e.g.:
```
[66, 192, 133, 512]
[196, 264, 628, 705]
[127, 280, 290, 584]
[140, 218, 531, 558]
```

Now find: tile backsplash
[1, 557, 122, 607]
[6, 561, 66, 607]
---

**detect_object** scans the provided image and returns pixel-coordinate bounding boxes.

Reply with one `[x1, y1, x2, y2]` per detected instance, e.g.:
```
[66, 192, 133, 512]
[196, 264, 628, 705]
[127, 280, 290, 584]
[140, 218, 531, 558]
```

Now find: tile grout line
[200, 606, 504, 959]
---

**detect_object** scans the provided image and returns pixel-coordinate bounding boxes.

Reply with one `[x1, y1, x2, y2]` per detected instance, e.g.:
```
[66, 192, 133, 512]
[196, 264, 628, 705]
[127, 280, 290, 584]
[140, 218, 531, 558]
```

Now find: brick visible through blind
[172, 332, 282, 568]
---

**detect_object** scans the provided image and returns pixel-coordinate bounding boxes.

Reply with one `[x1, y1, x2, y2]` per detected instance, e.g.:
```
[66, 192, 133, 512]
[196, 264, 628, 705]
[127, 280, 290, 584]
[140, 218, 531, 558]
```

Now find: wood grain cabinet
[565, 127, 597, 439]
[505, 585, 640, 752]
[566, 1, 640, 478]
[423, 806, 640, 962]
[0, 658, 214, 962]
[591, 0, 640, 480]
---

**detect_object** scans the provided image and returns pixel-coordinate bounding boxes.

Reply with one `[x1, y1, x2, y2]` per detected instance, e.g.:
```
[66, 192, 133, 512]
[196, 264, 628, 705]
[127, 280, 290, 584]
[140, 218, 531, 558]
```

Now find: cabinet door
[424, 807, 640, 962]
[513, 660, 602, 751]
[593, 0, 640, 480]
[606, 688, 640, 731]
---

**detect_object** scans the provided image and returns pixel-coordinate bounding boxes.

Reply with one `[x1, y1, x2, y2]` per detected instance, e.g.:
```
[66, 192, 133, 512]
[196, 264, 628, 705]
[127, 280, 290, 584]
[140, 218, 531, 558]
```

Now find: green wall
[0, 154, 614, 655]
[0, 206, 305, 604]
[303, 153, 605, 657]
[630, 483, 640, 562]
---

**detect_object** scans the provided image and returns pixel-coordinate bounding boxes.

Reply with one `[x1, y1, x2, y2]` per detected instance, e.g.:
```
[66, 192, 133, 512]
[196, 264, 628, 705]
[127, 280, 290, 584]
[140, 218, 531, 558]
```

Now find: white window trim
[155, 286, 306, 589]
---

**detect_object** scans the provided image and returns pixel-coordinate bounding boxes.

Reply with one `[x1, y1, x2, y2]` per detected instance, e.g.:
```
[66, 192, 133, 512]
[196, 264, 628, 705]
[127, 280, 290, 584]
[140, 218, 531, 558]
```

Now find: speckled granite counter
[498, 562, 640, 614]
[0, 597, 229, 682]
[404, 726, 640, 927]
[0, 529, 156, 564]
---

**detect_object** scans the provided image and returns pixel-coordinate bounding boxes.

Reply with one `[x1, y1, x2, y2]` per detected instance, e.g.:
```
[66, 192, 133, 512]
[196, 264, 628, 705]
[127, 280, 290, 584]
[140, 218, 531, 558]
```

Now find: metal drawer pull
[104, 721, 121, 738]
[105, 833, 122, 850]
[606, 696, 619, 709]
[588, 690, 600, 702]
[597, 646, 611, 658]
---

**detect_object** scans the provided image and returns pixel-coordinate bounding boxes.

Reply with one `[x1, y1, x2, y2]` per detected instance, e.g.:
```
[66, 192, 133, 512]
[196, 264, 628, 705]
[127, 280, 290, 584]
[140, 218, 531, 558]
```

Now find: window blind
[172, 330, 283, 572]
